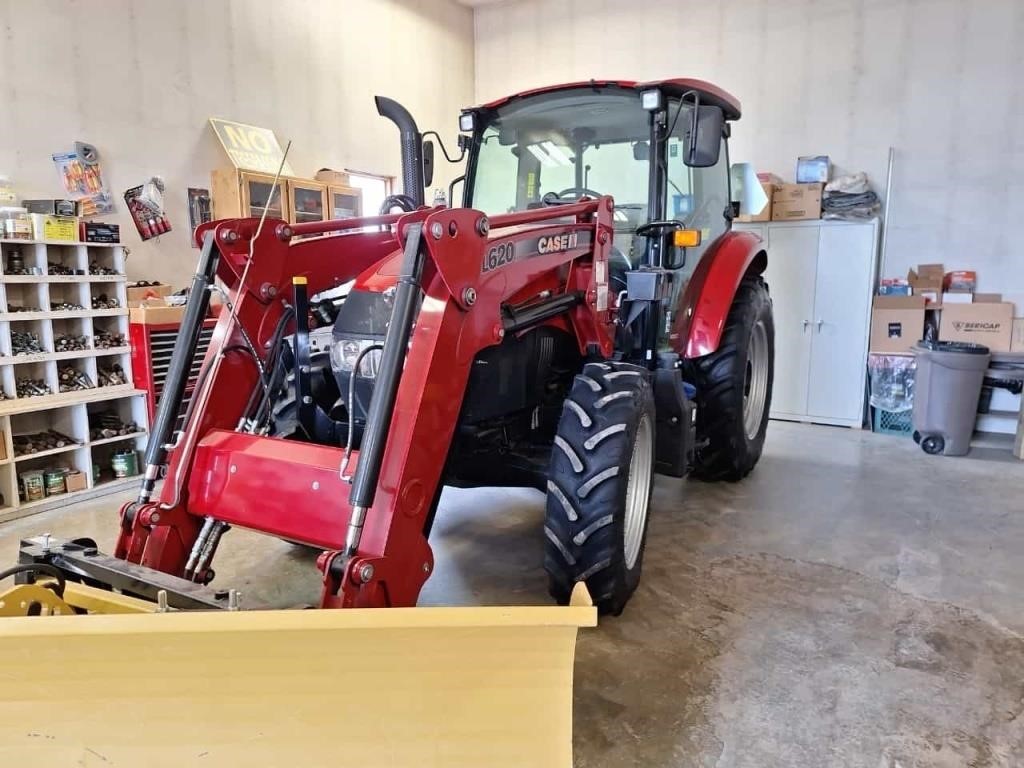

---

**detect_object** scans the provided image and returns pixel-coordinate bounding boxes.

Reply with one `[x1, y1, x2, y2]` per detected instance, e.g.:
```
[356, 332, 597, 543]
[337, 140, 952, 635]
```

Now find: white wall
[474, 0, 1024, 307]
[0, 0, 474, 287]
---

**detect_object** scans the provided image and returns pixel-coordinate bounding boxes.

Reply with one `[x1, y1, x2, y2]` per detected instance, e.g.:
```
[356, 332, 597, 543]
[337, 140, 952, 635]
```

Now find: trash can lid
[916, 340, 990, 355]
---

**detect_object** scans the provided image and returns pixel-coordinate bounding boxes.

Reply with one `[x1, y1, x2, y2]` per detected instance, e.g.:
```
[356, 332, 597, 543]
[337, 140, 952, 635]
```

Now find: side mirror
[422, 140, 435, 188]
[685, 105, 724, 168]
[632, 141, 650, 161]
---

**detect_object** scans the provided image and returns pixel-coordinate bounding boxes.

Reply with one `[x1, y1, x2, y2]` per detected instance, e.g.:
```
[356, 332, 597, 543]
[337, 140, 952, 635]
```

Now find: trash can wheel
[921, 435, 945, 455]
[912, 430, 921, 445]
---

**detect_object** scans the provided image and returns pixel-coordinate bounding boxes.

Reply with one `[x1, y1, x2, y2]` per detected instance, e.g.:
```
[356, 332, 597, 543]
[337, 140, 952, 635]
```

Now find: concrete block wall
[473, 0, 1024, 308]
[0, 0, 474, 288]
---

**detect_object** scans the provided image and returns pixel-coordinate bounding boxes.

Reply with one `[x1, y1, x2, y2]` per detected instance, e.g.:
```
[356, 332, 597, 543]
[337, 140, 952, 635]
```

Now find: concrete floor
[2, 421, 1023, 766]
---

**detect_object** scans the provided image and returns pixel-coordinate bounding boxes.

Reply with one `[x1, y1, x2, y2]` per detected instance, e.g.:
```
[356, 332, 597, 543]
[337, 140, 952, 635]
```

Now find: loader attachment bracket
[18, 536, 229, 611]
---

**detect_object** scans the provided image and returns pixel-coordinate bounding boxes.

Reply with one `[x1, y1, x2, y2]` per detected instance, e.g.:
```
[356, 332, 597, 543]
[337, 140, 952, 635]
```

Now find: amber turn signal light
[673, 229, 702, 248]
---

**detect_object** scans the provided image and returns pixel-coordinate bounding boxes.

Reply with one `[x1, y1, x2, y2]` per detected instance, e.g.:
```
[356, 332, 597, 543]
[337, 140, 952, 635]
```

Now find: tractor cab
[458, 80, 738, 297]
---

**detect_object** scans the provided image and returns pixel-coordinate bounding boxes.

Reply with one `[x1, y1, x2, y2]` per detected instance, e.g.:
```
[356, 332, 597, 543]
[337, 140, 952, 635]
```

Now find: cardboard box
[870, 295, 925, 353]
[944, 270, 977, 292]
[771, 183, 822, 221]
[974, 293, 1002, 303]
[907, 264, 944, 306]
[64, 471, 87, 492]
[30, 214, 79, 242]
[129, 299, 186, 325]
[314, 170, 350, 186]
[736, 180, 775, 222]
[941, 292, 972, 305]
[1011, 318, 1024, 353]
[939, 302, 1014, 351]
[127, 283, 174, 306]
[23, 199, 77, 216]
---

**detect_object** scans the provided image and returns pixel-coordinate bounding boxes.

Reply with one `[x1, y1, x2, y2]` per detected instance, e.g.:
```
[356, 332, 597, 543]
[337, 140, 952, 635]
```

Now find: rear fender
[673, 230, 766, 359]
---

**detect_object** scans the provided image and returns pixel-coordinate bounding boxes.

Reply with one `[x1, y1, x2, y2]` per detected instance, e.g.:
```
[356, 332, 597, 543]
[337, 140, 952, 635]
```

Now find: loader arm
[115, 199, 616, 609]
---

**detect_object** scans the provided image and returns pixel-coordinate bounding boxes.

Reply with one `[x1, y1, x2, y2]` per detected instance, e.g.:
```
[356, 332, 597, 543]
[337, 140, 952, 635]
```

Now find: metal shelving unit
[0, 239, 148, 522]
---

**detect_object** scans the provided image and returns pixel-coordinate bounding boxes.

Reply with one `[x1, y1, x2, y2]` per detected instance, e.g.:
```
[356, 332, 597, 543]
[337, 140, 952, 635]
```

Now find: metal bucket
[111, 450, 138, 478]
[19, 471, 44, 502]
[43, 469, 67, 496]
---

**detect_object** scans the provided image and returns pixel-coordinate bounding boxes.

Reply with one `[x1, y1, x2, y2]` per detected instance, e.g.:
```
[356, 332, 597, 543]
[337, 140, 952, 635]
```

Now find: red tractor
[19, 79, 773, 615]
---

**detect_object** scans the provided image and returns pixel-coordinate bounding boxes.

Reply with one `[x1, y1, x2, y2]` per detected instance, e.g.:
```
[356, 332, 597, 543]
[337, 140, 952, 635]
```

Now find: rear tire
[690, 275, 774, 481]
[544, 362, 656, 615]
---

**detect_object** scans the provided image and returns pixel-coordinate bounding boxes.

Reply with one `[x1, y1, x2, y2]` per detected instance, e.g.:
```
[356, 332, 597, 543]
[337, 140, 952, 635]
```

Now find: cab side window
[666, 129, 730, 267]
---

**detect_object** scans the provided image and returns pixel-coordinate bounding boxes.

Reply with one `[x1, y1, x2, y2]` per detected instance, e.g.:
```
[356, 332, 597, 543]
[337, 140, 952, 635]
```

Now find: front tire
[544, 362, 656, 615]
[690, 275, 774, 481]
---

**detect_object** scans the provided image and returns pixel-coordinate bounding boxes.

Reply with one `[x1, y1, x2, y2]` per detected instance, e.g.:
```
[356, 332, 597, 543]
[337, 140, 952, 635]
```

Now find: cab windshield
[469, 88, 651, 234]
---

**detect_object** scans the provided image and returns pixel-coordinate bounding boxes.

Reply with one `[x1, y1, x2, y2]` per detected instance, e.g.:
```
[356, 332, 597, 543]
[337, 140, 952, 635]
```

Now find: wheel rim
[742, 320, 769, 440]
[623, 414, 653, 570]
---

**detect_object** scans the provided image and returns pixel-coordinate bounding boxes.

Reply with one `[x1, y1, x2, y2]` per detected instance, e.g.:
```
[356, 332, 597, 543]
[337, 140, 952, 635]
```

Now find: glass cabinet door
[289, 182, 327, 224]
[329, 187, 363, 219]
[244, 178, 286, 220]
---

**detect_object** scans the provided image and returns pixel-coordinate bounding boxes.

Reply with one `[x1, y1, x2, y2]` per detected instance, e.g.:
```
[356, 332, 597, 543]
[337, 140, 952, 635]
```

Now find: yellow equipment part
[0, 582, 595, 767]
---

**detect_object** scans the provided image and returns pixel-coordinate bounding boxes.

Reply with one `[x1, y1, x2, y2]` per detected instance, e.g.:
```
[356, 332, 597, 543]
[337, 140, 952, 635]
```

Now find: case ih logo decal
[481, 230, 592, 274]
[537, 232, 579, 254]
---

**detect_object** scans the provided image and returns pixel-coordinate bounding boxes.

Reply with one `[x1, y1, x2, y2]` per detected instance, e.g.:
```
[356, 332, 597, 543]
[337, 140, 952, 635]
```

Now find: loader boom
[113, 198, 615, 608]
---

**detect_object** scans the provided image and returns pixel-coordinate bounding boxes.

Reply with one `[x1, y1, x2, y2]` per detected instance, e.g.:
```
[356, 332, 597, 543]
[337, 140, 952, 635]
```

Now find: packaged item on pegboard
[868, 353, 916, 412]
[124, 179, 171, 241]
[52, 141, 115, 215]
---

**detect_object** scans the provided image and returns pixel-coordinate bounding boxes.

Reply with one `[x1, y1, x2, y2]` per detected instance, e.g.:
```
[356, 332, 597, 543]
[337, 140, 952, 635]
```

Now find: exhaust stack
[375, 96, 425, 207]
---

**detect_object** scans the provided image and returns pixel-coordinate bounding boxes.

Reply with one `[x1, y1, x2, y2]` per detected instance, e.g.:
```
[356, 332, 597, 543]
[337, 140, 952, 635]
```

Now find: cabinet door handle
[802, 320, 810, 331]
[816, 319, 824, 332]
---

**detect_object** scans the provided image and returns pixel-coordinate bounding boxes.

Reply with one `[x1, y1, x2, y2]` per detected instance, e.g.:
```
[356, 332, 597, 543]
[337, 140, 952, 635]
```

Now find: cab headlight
[330, 338, 383, 378]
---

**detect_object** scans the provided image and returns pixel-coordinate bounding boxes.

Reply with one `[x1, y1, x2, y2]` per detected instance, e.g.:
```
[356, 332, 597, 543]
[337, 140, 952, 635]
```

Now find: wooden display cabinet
[210, 169, 291, 221]
[212, 169, 365, 226]
[328, 185, 363, 219]
[287, 180, 328, 225]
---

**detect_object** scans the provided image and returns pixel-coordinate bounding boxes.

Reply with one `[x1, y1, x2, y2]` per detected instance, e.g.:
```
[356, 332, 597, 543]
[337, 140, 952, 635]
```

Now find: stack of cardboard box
[870, 263, 1017, 353]
[736, 173, 823, 223]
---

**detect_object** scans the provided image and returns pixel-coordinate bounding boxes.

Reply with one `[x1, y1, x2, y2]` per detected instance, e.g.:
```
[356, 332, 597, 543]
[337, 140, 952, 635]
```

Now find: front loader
[1, 78, 772, 765]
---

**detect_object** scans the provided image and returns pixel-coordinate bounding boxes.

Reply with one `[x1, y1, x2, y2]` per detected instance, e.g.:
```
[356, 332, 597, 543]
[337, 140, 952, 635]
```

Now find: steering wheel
[542, 187, 604, 206]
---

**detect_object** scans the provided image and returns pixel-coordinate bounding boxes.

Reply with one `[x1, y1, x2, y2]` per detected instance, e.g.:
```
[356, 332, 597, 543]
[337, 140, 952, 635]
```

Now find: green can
[43, 468, 67, 496]
[19, 471, 44, 502]
[111, 449, 139, 478]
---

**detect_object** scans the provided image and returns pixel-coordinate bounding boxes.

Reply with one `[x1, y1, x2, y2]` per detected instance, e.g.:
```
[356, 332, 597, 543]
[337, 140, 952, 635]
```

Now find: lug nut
[10, 330, 44, 356]
[89, 261, 118, 276]
[58, 365, 96, 392]
[54, 334, 89, 351]
[93, 331, 126, 349]
[16, 377, 52, 398]
[97, 363, 128, 387]
[92, 293, 120, 310]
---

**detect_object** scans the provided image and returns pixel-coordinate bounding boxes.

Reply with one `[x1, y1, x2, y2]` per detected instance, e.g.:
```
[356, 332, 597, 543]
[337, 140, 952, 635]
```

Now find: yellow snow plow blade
[0, 583, 596, 767]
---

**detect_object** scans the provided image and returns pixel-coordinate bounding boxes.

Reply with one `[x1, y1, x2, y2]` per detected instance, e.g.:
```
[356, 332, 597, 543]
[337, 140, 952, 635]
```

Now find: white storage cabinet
[734, 219, 879, 428]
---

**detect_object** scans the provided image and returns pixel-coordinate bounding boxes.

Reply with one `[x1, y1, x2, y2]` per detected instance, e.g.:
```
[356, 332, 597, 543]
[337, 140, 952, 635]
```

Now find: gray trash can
[911, 340, 990, 456]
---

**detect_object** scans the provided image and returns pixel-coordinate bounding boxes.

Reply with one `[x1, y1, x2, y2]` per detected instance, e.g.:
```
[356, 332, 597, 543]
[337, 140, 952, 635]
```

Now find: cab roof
[478, 78, 742, 121]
